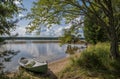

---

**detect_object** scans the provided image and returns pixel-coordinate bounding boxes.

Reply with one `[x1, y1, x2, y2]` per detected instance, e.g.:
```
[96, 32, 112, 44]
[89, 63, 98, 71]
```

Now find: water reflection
[0, 41, 86, 73]
[66, 45, 80, 54]
[0, 47, 20, 73]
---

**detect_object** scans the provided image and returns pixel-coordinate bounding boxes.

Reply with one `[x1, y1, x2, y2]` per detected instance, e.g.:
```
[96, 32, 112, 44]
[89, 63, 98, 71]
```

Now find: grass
[0, 68, 52, 79]
[58, 42, 120, 79]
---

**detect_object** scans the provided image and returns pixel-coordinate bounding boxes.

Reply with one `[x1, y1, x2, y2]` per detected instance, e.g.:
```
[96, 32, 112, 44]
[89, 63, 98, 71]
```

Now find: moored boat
[18, 57, 48, 73]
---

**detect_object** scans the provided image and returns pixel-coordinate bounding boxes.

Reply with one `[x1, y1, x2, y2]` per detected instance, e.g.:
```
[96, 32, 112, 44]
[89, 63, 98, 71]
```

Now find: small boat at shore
[18, 57, 48, 73]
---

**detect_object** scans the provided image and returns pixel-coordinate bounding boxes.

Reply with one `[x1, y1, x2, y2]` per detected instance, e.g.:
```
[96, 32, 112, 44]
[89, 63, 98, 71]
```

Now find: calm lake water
[0, 40, 86, 73]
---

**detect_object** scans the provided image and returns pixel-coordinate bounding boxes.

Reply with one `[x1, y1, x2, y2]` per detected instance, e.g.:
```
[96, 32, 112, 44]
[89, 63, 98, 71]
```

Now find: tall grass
[0, 69, 51, 79]
[0, 72, 31, 79]
[70, 43, 120, 79]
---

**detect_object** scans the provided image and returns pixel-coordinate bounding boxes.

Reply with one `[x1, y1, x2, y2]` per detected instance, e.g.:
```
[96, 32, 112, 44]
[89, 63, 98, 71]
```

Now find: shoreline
[48, 51, 82, 74]
[48, 57, 70, 74]
[6, 56, 70, 77]
[4, 40, 86, 44]
[6, 49, 83, 78]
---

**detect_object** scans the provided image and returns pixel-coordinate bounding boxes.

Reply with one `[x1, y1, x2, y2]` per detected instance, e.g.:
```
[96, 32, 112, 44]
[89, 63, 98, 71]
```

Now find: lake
[0, 40, 86, 73]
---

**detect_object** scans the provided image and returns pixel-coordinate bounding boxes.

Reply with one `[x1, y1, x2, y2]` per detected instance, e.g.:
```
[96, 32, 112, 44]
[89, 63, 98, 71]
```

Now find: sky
[11, 0, 84, 37]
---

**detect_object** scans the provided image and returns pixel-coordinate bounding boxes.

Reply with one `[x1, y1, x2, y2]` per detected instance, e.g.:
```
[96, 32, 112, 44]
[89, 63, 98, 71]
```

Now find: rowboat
[18, 57, 48, 73]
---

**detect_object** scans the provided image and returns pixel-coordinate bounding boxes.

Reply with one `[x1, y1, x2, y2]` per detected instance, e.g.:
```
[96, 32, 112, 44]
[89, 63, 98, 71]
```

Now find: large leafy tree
[28, 0, 120, 59]
[0, 0, 23, 35]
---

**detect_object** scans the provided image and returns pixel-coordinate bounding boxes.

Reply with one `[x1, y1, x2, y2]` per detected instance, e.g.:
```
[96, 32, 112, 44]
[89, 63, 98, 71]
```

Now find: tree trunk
[107, 0, 120, 59]
[110, 39, 119, 59]
[110, 29, 119, 59]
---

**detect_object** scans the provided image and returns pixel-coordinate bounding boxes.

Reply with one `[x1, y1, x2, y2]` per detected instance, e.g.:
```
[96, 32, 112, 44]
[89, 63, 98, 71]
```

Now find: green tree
[60, 25, 81, 44]
[0, 0, 23, 35]
[28, 0, 120, 59]
[83, 0, 120, 46]
[84, 16, 108, 44]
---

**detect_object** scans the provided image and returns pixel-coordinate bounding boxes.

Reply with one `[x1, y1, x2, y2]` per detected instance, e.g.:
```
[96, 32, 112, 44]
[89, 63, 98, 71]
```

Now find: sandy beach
[48, 57, 70, 74]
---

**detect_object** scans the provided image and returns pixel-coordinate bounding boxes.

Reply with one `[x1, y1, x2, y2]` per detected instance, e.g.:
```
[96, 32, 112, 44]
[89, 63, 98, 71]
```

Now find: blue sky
[11, 0, 84, 37]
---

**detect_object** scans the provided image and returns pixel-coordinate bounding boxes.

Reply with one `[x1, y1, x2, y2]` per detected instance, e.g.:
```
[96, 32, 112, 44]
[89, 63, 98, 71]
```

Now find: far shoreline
[5, 40, 86, 44]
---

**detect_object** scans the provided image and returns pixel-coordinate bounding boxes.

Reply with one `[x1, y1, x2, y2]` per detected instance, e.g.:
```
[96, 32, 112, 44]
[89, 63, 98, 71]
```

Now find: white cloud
[10, 18, 84, 37]
[54, 27, 64, 36]
[14, 0, 20, 5]
[11, 27, 26, 36]
[64, 23, 71, 29]
[39, 24, 65, 37]
[18, 14, 24, 17]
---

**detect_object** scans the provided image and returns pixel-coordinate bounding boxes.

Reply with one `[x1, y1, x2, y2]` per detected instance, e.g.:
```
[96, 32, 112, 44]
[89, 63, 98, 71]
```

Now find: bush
[70, 43, 120, 78]
[72, 43, 110, 69]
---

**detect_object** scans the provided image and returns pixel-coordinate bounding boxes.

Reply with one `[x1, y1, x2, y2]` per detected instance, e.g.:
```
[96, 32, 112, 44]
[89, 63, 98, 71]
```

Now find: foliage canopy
[0, 0, 23, 35]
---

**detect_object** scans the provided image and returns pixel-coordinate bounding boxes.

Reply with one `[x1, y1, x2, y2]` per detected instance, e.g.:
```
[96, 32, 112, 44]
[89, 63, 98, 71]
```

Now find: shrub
[70, 43, 120, 78]
[72, 43, 110, 70]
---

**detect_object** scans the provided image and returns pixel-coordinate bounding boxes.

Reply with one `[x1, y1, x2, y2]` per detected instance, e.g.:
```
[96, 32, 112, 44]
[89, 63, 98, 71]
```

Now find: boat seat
[20, 59, 28, 64]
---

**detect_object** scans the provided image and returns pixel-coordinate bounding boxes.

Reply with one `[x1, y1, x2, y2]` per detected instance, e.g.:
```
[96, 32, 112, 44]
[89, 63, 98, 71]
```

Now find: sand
[48, 57, 70, 74]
